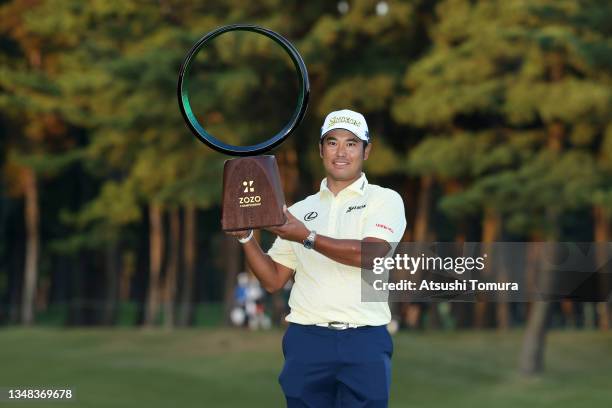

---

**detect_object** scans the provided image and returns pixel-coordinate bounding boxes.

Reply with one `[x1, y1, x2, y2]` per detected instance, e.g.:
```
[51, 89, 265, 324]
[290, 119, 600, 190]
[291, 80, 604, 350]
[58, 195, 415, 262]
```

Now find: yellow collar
[320, 173, 368, 197]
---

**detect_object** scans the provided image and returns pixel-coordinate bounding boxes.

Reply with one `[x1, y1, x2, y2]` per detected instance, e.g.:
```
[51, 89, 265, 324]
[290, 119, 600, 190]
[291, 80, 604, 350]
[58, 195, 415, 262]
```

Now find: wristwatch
[303, 230, 316, 249]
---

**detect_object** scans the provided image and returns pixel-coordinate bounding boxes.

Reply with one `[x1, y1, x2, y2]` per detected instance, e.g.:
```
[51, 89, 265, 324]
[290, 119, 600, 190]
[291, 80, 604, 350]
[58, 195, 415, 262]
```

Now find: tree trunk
[496, 289, 511, 330]
[520, 115, 564, 375]
[477, 207, 509, 329]
[223, 235, 241, 325]
[404, 175, 434, 329]
[21, 167, 39, 325]
[427, 304, 441, 330]
[519, 229, 556, 374]
[391, 179, 414, 328]
[520, 237, 555, 375]
[520, 300, 551, 374]
[593, 205, 611, 330]
[144, 204, 164, 327]
[277, 148, 299, 203]
[102, 241, 119, 325]
[119, 251, 134, 302]
[163, 208, 180, 329]
[178, 204, 196, 326]
[414, 174, 433, 242]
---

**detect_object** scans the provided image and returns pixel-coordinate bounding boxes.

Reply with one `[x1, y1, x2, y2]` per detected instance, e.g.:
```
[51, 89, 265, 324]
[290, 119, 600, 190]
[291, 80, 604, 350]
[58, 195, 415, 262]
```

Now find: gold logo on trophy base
[243, 180, 255, 193]
[239, 180, 261, 207]
[239, 195, 262, 208]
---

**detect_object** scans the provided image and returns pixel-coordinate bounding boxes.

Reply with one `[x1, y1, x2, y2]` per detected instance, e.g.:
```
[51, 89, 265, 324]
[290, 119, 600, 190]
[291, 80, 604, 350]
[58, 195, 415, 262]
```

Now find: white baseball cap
[320, 109, 370, 143]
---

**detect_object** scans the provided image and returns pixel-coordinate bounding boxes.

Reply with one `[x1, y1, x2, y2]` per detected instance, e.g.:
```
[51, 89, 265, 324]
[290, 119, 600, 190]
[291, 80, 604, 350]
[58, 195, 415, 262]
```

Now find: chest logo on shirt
[346, 204, 366, 213]
[304, 211, 318, 221]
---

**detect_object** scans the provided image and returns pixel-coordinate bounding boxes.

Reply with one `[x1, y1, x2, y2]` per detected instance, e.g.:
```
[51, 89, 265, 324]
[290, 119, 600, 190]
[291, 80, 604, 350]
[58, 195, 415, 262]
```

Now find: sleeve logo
[376, 223, 394, 233]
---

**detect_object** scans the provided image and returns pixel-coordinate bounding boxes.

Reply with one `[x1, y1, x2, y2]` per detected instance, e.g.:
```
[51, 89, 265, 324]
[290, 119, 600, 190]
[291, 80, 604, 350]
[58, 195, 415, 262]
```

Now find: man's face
[319, 129, 371, 182]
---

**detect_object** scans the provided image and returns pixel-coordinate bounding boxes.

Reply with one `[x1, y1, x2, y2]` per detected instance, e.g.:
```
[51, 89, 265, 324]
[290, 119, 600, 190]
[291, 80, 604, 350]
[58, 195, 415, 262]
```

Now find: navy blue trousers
[279, 323, 393, 408]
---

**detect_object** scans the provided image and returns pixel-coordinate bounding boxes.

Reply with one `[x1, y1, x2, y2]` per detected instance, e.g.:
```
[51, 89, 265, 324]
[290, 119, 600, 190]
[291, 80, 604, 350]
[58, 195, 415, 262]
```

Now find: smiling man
[228, 109, 406, 407]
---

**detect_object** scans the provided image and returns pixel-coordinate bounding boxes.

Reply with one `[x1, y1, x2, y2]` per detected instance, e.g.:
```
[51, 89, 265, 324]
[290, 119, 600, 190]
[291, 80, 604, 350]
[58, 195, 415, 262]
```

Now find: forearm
[313, 235, 363, 268]
[241, 238, 284, 292]
[311, 234, 391, 268]
[264, 206, 389, 270]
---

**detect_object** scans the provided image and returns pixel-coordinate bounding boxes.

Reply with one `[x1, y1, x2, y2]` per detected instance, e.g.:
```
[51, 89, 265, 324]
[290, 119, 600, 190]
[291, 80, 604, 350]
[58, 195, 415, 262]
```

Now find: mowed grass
[0, 328, 610, 408]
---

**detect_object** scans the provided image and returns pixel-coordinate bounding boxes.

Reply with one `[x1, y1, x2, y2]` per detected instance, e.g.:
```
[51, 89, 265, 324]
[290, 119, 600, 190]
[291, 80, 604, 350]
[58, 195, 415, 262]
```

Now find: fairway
[0, 328, 610, 407]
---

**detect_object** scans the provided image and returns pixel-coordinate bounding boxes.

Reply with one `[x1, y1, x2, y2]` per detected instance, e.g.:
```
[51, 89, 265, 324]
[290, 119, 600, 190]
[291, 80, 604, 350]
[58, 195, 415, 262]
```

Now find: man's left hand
[266, 205, 310, 243]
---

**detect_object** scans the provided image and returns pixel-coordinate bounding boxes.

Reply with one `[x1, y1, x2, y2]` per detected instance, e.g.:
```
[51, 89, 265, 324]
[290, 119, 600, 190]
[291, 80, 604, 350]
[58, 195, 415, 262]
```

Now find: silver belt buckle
[328, 321, 350, 330]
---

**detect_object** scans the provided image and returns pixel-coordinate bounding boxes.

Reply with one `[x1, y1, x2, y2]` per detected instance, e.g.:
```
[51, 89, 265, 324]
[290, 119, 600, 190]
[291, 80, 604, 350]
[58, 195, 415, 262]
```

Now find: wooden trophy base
[221, 155, 286, 231]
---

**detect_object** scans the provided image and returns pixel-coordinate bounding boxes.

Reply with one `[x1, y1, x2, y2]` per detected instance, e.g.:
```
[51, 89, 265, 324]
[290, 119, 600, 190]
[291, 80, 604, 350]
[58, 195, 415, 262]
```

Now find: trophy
[177, 24, 309, 231]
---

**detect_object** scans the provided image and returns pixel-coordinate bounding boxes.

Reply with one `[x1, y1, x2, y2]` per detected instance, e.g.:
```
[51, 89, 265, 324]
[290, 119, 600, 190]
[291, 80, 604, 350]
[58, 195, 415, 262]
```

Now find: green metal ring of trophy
[177, 24, 310, 231]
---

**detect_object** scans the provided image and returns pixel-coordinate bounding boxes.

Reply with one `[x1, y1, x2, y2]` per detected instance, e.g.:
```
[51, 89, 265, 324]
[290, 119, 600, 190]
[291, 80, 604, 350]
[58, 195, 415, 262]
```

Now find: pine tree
[392, 0, 612, 373]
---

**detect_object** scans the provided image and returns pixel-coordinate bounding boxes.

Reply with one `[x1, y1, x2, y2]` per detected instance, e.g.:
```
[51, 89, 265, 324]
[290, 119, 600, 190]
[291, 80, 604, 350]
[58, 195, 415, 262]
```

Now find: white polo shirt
[267, 173, 406, 326]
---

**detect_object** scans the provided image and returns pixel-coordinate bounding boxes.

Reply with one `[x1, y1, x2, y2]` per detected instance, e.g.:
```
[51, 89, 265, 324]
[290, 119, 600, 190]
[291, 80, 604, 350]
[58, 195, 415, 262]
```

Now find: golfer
[228, 109, 406, 407]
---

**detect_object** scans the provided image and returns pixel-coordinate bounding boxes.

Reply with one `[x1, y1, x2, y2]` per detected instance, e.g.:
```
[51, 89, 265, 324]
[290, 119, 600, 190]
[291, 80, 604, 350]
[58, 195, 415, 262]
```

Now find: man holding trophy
[230, 109, 406, 407]
[178, 25, 405, 407]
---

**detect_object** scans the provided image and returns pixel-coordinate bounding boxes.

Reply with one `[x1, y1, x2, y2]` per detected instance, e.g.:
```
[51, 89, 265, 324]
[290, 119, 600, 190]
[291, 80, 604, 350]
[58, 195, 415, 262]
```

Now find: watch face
[303, 231, 315, 249]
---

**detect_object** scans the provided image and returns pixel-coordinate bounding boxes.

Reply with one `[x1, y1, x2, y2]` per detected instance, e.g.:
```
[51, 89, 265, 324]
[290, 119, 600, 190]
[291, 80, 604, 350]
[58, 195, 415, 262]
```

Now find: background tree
[393, 0, 612, 373]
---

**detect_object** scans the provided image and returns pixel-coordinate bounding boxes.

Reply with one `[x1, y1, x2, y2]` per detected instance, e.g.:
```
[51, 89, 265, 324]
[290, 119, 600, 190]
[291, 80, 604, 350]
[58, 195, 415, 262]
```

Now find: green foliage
[392, 0, 612, 235]
[1, 0, 611, 254]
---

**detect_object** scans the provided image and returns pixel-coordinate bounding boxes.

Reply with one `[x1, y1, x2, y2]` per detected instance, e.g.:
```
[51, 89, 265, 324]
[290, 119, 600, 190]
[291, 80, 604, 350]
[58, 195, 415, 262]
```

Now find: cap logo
[328, 116, 361, 129]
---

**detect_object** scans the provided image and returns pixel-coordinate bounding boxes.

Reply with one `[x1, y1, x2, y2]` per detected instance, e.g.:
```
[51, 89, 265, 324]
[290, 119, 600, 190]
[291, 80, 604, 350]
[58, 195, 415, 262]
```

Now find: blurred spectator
[230, 272, 271, 330]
